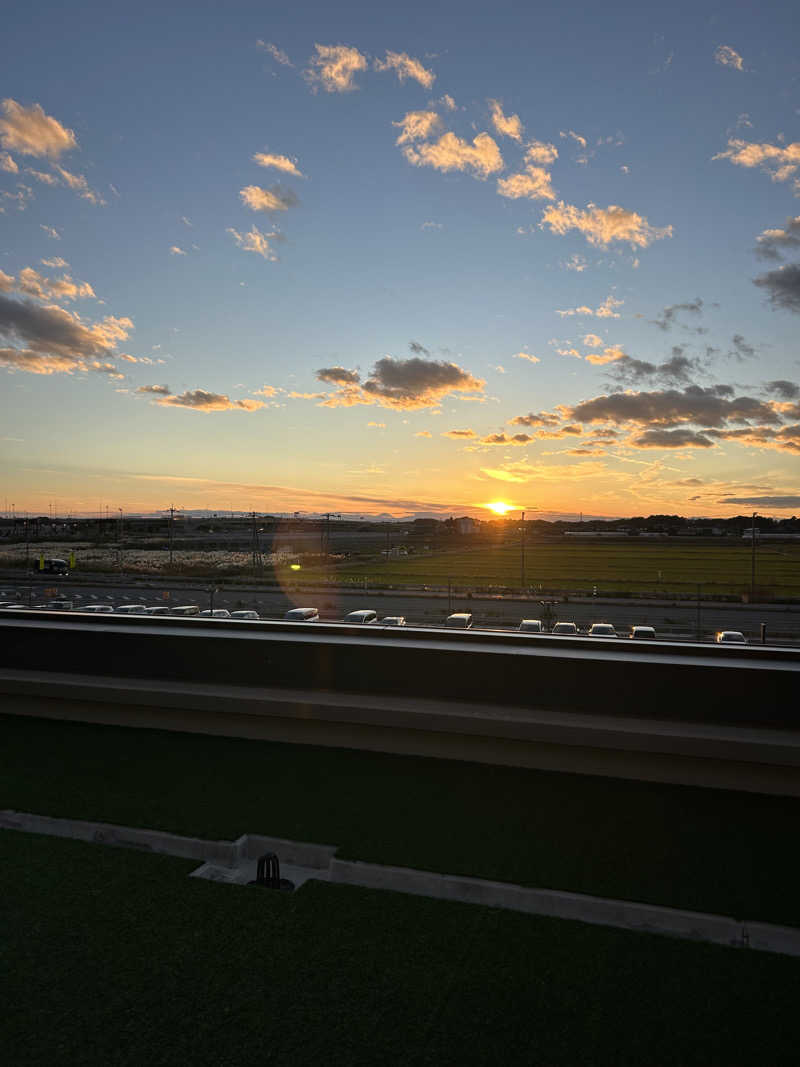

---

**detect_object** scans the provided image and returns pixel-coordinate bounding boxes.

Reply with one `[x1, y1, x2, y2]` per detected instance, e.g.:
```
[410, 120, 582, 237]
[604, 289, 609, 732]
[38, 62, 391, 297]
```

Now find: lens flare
[487, 501, 513, 515]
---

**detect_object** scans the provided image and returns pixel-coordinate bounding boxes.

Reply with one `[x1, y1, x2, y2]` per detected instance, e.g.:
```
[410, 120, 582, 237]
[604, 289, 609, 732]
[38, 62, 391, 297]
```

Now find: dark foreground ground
[3, 829, 800, 1067]
[2, 714, 800, 925]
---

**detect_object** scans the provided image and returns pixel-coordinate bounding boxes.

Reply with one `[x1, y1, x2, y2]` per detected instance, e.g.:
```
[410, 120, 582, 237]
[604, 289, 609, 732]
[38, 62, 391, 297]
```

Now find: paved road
[3, 573, 799, 644]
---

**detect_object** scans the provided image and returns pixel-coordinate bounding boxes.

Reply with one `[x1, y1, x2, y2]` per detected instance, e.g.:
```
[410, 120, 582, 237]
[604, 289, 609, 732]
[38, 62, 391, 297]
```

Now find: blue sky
[2, 0, 799, 518]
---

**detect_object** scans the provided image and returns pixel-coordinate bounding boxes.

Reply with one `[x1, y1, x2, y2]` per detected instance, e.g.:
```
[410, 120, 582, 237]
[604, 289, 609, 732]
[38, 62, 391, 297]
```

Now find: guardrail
[2, 611, 799, 796]
[1, 609, 798, 727]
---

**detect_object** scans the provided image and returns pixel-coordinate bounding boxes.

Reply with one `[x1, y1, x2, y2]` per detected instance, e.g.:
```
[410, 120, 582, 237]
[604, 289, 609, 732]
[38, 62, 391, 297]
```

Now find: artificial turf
[2, 713, 800, 926]
[3, 829, 800, 1066]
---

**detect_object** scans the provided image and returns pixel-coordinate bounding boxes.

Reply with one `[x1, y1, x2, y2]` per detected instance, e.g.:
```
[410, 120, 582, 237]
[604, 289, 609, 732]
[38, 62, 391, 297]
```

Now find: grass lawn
[298, 540, 800, 597]
[3, 714, 800, 927]
[3, 829, 800, 1067]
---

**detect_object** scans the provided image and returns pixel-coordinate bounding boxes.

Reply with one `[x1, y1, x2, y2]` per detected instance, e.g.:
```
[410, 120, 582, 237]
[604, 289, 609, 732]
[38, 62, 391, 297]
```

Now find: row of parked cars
[0, 599, 749, 643]
[284, 609, 748, 643]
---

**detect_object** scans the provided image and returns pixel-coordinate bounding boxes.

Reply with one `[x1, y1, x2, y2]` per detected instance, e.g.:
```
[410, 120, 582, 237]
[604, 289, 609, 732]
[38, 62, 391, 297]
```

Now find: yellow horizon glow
[487, 501, 514, 515]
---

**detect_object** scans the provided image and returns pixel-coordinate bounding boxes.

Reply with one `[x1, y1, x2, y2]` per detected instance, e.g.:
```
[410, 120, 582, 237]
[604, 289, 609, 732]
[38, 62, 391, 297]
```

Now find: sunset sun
[487, 501, 514, 516]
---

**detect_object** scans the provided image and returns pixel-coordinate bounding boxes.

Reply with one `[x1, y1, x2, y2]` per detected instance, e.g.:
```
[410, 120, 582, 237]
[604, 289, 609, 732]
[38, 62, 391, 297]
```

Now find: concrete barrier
[5, 808, 800, 958]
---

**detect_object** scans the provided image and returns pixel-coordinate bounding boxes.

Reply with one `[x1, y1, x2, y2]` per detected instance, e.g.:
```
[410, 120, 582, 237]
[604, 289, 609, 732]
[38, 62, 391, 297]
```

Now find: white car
[230, 610, 259, 620]
[143, 606, 172, 616]
[716, 630, 746, 644]
[115, 604, 147, 614]
[446, 613, 473, 629]
[518, 619, 543, 633]
[381, 616, 406, 626]
[551, 622, 578, 635]
[344, 609, 378, 624]
[170, 605, 200, 617]
[588, 623, 617, 638]
[630, 625, 656, 640]
[285, 607, 319, 622]
[80, 604, 114, 613]
[199, 609, 231, 619]
[0, 603, 25, 610]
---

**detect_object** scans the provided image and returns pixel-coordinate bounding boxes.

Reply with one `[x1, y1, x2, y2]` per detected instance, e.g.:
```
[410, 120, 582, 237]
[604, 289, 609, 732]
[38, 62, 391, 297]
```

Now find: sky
[1, 0, 800, 520]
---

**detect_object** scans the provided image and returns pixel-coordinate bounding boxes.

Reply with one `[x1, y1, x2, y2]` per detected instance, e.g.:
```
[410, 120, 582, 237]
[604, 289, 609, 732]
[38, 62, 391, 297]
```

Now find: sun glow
[487, 501, 514, 515]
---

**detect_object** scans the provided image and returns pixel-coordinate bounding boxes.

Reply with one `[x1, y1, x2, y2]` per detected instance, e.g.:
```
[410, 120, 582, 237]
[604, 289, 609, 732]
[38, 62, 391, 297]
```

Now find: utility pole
[118, 508, 124, 572]
[520, 510, 525, 592]
[251, 512, 262, 569]
[751, 512, 757, 603]
[167, 505, 176, 565]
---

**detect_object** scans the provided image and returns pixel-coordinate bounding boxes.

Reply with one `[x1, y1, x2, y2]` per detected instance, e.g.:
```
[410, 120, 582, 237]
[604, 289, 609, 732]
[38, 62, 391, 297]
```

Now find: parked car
[381, 616, 406, 626]
[630, 625, 656, 640]
[199, 609, 231, 619]
[114, 604, 147, 614]
[170, 605, 200, 617]
[588, 622, 618, 638]
[143, 606, 172, 616]
[31, 558, 69, 576]
[0, 603, 25, 610]
[716, 630, 746, 644]
[48, 600, 73, 611]
[551, 621, 579, 635]
[230, 610, 259, 620]
[518, 619, 543, 633]
[446, 613, 473, 629]
[344, 609, 378, 624]
[80, 604, 114, 613]
[284, 607, 319, 622]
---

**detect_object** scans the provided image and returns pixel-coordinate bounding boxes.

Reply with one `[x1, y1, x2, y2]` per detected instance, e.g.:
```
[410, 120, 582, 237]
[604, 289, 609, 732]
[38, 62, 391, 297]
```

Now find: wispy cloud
[239, 184, 298, 212]
[393, 110, 442, 145]
[513, 351, 540, 363]
[755, 216, 800, 260]
[402, 131, 504, 179]
[169, 246, 187, 256]
[252, 151, 304, 177]
[257, 40, 293, 67]
[714, 45, 746, 71]
[714, 139, 800, 187]
[139, 385, 264, 412]
[375, 51, 435, 88]
[497, 165, 555, 201]
[0, 99, 77, 159]
[541, 201, 673, 248]
[488, 100, 523, 142]
[40, 224, 60, 240]
[227, 225, 281, 260]
[442, 428, 476, 438]
[556, 294, 623, 318]
[305, 44, 368, 93]
[51, 164, 105, 205]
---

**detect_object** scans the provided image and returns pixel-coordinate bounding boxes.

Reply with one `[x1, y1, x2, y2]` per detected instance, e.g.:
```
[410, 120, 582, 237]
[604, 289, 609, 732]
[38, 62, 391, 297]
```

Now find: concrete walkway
[3, 808, 800, 958]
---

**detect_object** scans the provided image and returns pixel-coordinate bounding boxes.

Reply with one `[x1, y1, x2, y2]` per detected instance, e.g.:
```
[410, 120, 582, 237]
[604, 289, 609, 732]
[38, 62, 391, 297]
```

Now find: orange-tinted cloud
[402, 131, 504, 179]
[252, 152, 304, 177]
[497, 165, 555, 201]
[542, 201, 673, 248]
[393, 110, 443, 145]
[488, 100, 523, 142]
[0, 99, 77, 159]
[375, 51, 435, 88]
[305, 44, 368, 93]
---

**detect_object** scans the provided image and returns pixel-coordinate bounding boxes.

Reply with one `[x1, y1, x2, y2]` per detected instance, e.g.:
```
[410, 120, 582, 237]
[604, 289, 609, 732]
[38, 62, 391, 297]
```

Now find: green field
[4, 714, 800, 926]
[4, 829, 800, 1066]
[298, 539, 800, 597]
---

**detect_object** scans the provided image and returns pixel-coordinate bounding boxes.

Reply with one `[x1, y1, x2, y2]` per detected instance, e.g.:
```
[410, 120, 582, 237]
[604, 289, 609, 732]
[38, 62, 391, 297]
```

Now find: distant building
[455, 517, 477, 535]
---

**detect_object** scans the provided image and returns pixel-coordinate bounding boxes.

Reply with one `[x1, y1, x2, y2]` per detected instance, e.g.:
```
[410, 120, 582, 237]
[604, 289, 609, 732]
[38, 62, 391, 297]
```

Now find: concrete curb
[3, 809, 800, 958]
